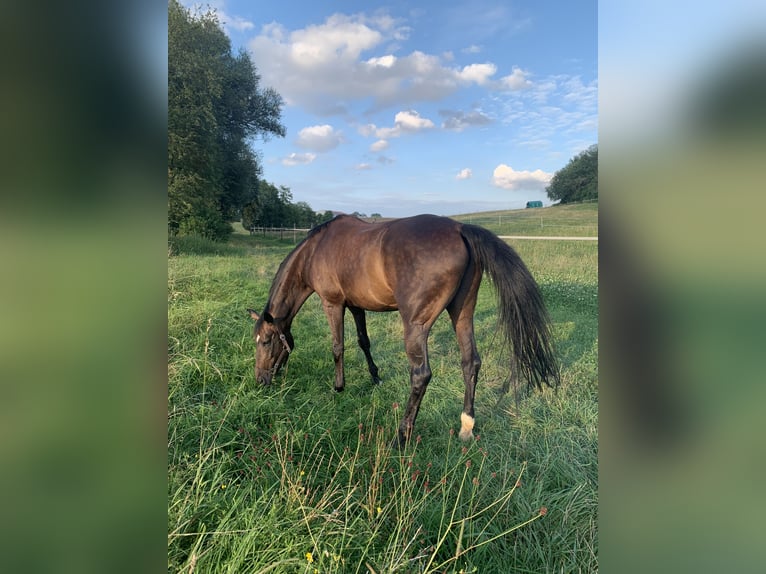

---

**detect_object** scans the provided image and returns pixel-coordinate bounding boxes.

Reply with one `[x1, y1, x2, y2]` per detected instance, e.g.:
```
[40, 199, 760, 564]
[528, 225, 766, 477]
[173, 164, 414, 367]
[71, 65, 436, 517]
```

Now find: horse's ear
[247, 308, 259, 321]
[263, 311, 274, 323]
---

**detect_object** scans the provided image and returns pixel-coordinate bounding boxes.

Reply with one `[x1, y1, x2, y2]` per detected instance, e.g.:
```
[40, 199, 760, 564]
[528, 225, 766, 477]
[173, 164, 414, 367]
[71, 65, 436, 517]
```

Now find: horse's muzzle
[255, 367, 272, 386]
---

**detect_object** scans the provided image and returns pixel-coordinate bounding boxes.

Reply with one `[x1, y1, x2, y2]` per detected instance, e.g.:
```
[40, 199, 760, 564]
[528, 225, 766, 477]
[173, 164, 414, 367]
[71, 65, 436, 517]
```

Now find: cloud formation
[247, 13, 519, 115]
[456, 168, 472, 180]
[370, 139, 389, 152]
[491, 165, 552, 191]
[282, 152, 316, 166]
[500, 67, 532, 90]
[295, 124, 343, 152]
[360, 109, 435, 140]
[440, 109, 493, 131]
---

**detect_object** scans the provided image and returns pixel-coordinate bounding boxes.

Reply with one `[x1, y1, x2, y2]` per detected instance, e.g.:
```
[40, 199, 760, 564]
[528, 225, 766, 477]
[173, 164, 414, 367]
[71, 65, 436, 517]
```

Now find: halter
[272, 332, 292, 377]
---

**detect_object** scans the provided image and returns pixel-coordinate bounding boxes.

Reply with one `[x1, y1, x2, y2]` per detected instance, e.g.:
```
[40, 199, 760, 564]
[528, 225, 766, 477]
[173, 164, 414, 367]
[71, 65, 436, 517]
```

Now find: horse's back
[382, 214, 467, 263]
[307, 215, 469, 315]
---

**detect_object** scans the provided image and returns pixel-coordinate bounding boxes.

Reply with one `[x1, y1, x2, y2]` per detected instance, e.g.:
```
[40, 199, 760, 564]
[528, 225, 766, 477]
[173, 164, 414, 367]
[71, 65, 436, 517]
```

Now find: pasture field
[168, 204, 598, 573]
[452, 202, 598, 237]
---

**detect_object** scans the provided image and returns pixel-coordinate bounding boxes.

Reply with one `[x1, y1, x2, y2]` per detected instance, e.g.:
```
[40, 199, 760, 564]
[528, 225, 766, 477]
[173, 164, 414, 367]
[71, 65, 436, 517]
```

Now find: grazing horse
[248, 214, 558, 447]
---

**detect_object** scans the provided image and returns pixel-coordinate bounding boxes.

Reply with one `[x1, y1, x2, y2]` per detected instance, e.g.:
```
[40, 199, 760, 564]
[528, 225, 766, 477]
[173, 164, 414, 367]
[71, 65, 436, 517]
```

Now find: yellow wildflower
[305, 552, 313, 564]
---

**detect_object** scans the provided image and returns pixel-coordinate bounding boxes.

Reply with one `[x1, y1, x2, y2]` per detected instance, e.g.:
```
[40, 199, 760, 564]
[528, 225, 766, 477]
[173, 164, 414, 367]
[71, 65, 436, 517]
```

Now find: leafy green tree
[318, 210, 336, 224]
[168, 0, 284, 239]
[288, 202, 318, 228]
[242, 181, 291, 228]
[546, 145, 598, 204]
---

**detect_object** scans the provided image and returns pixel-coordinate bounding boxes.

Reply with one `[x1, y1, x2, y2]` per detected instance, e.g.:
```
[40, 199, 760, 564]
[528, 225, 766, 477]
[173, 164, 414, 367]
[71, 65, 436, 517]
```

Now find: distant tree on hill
[546, 145, 598, 204]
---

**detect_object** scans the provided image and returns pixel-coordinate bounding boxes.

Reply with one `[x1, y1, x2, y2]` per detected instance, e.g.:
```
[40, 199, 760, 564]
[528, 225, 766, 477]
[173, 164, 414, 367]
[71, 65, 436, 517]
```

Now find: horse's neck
[268, 242, 314, 322]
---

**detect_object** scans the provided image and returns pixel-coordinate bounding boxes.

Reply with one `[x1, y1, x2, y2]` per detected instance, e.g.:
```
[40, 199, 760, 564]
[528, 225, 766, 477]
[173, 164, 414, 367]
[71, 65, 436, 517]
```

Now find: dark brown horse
[248, 214, 558, 447]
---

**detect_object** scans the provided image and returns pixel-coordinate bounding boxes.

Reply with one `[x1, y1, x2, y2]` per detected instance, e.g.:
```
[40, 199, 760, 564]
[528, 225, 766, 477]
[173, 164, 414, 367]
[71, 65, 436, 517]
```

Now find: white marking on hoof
[459, 412, 475, 441]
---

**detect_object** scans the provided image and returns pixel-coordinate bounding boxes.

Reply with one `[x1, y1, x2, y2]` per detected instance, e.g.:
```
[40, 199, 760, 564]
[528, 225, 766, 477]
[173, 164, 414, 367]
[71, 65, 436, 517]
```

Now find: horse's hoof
[458, 428, 474, 441]
[459, 413, 475, 441]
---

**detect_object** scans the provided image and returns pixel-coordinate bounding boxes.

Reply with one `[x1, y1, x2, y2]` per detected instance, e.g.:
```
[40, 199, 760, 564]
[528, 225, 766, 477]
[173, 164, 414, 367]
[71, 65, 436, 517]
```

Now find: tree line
[241, 181, 334, 229]
[169, 1, 325, 240]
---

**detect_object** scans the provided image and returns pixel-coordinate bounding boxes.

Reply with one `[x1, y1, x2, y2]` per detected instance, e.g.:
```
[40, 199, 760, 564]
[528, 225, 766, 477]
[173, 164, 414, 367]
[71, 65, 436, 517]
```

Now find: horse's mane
[306, 214, 353, 239]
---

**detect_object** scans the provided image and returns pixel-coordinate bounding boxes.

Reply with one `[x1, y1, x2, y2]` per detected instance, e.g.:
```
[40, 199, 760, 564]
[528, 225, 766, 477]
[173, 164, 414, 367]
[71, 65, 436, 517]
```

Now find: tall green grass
[168, 206, 597, 572]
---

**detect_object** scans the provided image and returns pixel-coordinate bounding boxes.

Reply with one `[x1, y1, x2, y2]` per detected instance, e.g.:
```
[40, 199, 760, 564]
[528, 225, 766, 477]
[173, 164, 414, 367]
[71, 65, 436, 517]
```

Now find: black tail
[460, 224, 560, 390]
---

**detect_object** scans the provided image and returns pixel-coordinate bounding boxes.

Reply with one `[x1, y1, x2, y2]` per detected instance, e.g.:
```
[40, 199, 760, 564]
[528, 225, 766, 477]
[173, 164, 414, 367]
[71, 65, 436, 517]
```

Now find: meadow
[168, 203, 598, 573]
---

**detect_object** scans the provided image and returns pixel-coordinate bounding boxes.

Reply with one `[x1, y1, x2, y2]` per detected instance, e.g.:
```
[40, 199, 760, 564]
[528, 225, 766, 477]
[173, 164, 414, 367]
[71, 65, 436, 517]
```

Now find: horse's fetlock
[459, 412, 475, 441]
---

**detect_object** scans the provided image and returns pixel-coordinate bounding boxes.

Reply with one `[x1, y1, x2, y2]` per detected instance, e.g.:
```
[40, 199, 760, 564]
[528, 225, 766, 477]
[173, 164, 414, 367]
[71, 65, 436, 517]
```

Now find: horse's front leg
[349, 306, 381, 385]
[322, 301, 346, 392]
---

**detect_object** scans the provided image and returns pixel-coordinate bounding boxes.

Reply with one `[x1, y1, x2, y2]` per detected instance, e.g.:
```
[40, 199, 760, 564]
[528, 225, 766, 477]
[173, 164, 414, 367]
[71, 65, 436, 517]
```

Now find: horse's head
[247, 308, 293, 385]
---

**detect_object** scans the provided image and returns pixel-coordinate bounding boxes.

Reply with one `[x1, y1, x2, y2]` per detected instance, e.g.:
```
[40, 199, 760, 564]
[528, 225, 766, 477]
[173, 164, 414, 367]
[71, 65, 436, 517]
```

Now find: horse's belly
[346, 289, 397, 312]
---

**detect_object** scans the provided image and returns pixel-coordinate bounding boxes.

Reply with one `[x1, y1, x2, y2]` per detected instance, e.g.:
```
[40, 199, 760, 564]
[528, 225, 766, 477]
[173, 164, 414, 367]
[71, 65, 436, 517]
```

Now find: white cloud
[363, 110, 436, 140]
[457, 63, 497, 85]
[491, 165, 552, 190]
[393, 110, 435, 131]
[370, 139, 389, 152]
[357, 124, 377, 137]
[366, 54, 396, 67]
[456, 168, 472, 180]
[296, 124, 343, 152]
[355, 163, 373, 170]
[462, 44, 482, 54]
[282, 152, 316, 166]
[500, 67, 532, 90]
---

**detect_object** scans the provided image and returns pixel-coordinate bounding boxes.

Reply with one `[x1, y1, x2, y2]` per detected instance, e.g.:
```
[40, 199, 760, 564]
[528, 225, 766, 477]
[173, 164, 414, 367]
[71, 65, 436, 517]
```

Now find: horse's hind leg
[448, 273, 482, 441]
[349, 306, 381, 384]
[394, 323, 432, 448]
[451, 315, 481, 441]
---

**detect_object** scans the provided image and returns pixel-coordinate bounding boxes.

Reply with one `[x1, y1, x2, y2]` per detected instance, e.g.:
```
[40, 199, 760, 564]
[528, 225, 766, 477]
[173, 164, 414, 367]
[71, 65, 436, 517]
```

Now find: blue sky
[183, 1, 597, 217]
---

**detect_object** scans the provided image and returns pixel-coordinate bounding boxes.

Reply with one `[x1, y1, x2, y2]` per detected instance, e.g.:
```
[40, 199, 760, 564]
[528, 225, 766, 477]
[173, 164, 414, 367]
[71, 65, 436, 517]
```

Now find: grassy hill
[452, 202, 598, 237]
